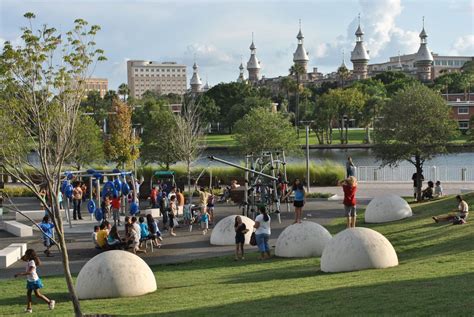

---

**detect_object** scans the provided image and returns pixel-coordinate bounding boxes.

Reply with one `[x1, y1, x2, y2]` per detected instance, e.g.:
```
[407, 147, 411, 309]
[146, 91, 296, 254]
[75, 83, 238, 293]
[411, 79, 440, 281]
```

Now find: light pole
[300, 120, 314, 193]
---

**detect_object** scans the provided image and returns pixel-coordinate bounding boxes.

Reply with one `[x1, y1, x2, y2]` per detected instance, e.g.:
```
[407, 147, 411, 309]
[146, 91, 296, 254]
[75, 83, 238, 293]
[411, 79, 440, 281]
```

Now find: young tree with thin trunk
[0, 13, 105, 316]
[374, 84, 458, 202]
[173, 97, 204, 202]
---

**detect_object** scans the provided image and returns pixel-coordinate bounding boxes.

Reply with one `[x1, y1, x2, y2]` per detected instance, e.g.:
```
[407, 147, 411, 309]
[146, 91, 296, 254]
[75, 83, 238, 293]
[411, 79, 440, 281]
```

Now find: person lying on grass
[432, 195, 469, 225]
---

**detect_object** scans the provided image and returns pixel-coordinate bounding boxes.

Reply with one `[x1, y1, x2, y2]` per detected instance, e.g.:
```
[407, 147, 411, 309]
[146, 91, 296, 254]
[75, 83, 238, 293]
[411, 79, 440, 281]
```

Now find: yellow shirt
[97, 229, 108, 248]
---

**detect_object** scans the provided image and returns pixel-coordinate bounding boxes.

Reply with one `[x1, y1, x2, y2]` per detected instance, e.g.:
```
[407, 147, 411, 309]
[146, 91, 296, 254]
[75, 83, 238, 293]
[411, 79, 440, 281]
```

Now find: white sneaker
[25, 308, 32, 313]
[49, 300, 55, 310]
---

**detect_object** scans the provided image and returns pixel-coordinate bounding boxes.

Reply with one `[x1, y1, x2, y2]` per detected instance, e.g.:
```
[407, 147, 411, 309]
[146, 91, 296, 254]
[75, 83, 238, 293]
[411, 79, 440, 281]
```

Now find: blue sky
[1, 0, 473, 90]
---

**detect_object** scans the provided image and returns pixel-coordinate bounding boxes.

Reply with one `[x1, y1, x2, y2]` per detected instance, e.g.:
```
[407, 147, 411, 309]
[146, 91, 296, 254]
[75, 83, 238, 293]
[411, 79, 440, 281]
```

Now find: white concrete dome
[365, 194, 412, 223]
[321, 227, 398, 273]
[275, 221, 332, 258]
[76, 250, 157, 299]
[210, 215, 255, 245]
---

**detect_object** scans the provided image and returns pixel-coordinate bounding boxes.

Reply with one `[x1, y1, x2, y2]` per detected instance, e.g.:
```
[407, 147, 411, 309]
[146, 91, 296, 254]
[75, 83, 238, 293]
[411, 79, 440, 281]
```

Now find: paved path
[1, 181, 472, 279]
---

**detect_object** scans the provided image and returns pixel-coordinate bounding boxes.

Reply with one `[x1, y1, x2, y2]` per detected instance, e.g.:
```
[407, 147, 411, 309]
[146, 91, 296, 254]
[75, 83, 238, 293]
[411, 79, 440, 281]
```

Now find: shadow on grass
[0, 291, 70, 307]
[137, 272, 474, 317]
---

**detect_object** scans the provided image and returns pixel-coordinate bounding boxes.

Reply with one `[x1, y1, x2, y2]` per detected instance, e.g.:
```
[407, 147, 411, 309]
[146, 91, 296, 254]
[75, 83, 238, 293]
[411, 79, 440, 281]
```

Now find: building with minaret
[190, 61, 202, 93]
[350, 16, 370, 80]
[247, 34, 261, 83]
[293, 20, 309, 79]
[237, 62, 246, 83]
[414, 18, 434, 82]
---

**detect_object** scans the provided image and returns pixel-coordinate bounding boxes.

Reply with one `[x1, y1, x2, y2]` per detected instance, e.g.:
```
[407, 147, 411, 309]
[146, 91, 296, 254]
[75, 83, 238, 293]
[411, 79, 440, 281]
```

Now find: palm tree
[289, 63, 306, 137]
[118, 83, 130, 102]
[336, 64, 351, 87]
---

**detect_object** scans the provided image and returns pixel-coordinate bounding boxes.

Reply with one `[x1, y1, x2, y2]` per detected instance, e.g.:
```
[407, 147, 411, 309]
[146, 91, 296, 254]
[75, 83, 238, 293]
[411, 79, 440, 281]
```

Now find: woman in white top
[254, 206, 271, 260]
[432, 195, 469, 224]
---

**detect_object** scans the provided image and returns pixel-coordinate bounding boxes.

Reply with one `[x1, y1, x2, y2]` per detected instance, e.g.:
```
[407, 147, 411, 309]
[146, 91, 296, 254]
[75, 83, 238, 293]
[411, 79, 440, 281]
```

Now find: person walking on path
[197, 187, 211, 216]
[14, 249, 55, 313]
[72, 182, 83, 220]
[254, 206, 271, 260]
[38, 216, 55, 257]
[340, 176, 358, 228]
[346, 156, 356, 177]
[234, 216, 247, 260]
[169, 195, 177, 236]
[283, 179, 306, 224]
[432, 195, 469, 224]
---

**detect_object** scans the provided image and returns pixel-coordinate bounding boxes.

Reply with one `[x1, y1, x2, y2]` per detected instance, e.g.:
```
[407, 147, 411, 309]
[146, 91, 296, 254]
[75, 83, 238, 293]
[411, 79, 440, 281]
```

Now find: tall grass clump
[285, 161, 345, 186]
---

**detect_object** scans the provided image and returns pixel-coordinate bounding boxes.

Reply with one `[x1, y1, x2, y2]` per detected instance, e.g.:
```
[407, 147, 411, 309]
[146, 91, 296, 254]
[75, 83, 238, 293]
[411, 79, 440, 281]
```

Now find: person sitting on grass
[422, 181, 434, 200]
[434, 181, 444, 197]
[39, 216, 55, 257]
[92, 225, 100, 249]
[432, 195, 469, 225]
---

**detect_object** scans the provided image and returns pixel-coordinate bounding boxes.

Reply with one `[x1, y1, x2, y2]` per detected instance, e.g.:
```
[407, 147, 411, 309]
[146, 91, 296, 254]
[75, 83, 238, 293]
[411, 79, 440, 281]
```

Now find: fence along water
[356, 166, 474, 182]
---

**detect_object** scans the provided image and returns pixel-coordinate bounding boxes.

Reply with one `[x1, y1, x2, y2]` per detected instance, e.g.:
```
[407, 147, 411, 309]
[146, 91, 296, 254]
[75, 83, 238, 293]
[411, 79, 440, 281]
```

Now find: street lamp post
[300, 120, 314, 193]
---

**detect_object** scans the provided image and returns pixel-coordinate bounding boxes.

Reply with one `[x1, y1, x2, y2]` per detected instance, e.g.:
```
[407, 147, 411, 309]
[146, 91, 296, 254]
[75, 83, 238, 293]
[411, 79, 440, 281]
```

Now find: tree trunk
[365, 126, 371, 144]
[54, 204, 82, 316]
[415, 155, 423, 202]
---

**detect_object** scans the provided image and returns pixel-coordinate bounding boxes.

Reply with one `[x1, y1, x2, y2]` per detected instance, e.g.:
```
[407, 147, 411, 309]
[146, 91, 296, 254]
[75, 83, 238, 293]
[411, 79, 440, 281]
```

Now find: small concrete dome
[76, 250, 157, 299]
[210, 215, 255, 245]
[321, 227, 398, 273]
[275, 221, 332, 258]
[365, 194, 412, 223]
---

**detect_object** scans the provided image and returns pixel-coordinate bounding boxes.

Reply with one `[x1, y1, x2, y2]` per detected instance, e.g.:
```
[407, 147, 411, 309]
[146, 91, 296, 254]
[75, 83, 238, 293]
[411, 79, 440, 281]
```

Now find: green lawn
[1, 195, 473, 316]
[204, 129, 471, 147]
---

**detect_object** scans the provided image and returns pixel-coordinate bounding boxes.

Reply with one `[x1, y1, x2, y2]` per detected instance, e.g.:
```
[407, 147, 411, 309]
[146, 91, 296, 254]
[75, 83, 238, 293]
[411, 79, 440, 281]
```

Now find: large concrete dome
[76, 250, 157, 299]
[321, 227, 398, 273]
[275, 221, 332, 258]
[210, 215, 255, 245]
[365, 194, 412, 223]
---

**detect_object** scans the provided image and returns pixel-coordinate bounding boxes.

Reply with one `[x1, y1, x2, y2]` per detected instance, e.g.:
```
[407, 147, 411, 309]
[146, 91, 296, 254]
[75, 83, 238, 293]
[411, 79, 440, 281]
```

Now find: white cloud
[449, 35, 474, 55]
[182, 43, 234, 67]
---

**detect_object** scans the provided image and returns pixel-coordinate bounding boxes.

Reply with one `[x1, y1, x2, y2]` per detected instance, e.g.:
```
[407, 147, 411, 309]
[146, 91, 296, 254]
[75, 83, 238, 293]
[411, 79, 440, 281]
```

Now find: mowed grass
[204, 129, 472, 147]
[1, 195, 473, 316]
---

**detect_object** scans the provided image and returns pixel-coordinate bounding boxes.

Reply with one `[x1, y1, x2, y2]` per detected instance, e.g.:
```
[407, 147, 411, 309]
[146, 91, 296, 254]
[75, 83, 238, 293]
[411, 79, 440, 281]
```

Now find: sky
[1, 0, 473, 90]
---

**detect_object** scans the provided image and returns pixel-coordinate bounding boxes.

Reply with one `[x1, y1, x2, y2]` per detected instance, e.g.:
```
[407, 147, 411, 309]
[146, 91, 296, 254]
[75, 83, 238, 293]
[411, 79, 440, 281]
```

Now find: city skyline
[1, 0, 473, 91]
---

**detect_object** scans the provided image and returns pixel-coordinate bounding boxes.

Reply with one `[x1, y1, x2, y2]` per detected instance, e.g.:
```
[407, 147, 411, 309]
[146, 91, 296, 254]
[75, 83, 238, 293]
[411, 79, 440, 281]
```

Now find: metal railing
[356, 165, 474, 182]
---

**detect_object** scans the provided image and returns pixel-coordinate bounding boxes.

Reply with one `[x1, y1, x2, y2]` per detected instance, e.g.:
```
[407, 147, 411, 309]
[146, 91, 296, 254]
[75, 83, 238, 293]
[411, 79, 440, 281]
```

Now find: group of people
[92, 215, 162, 254]
[411, 172, 444, 200]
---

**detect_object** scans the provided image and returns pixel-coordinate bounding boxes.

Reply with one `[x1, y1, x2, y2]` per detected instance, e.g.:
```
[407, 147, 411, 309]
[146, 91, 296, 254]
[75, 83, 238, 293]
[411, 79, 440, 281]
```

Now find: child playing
[183, 200, 193, 232]
[201, 209, 209, 235]
[92, 225, 100, 249]
[128, 225, 146, 254]
[339, 176, 358, 228]
[101, 195, 111, 220]
[139, 216, 151, 246]
[111, 195, 121, 226]
[14, 249, 55, 313]
[234, 216, 248, 260]
[39, 216, 55, 257]
[207, 192, 215, 224]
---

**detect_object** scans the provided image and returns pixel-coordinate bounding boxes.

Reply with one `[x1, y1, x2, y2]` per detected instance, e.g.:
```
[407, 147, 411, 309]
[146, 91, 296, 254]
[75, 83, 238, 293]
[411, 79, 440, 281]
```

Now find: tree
[141, 108, 178, 169]
[70, 114, 105, 170]
[313, 92, 337, 144]
[0, 13, 105, 316]
[195, 94, 219, 128]
[104, 98, 140, 168]
[374, 84, 458, 201]
[234, 107, 299, 154]
[80, 90, 109, 127]
[117, 83, 130, 102]
[227, 96, 273, 129]
[336, 64, 351, 88]
[173, 99, 204, 201]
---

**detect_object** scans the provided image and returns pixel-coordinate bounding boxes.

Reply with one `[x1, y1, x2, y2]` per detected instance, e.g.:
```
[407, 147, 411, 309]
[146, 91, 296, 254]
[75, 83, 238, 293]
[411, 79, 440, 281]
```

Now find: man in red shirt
[150, 187, 157, 208]
[339, 176, 358, 228]
[111, 196, 121, 226]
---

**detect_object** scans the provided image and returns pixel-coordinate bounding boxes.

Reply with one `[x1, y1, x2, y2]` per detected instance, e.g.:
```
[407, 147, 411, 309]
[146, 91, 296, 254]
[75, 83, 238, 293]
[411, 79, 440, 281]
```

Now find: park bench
[15, 209, 65, 222]
[4, 220, 33, 237]
[143, 208, 161, 218]
[0, 242, 27, 268]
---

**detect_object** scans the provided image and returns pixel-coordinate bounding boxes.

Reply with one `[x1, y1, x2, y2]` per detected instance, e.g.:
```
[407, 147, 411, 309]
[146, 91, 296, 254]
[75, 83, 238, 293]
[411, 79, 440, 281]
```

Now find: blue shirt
[39, 222, 54, 238]
[139, 223, 149, 238]
[294, 188, 305, 201]
[201, 213, 209, 223]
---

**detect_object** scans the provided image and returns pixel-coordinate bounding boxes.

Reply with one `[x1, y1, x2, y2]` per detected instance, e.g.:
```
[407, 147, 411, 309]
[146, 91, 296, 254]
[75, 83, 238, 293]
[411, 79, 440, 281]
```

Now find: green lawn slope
[1, 194, 473, 316]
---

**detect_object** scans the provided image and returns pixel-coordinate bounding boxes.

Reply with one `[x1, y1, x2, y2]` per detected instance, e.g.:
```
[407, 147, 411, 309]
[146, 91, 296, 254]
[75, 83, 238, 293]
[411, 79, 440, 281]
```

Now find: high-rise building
[84, 78, 108, 98]
[350, 16, 370, 80]
[127, 60, 187, 99]
[247, 34, 261, 83]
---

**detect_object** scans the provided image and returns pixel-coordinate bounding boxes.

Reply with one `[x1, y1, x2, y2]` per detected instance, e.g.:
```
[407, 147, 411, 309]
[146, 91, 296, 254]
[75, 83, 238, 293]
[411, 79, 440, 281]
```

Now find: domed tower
[293, 20, 309, 79]
[237, 61, 246, 83]
[350, 15, 370, 80]
[247, 33, 261, 83]
[414, 17, 434, 82]
[190, 61, 202, 93]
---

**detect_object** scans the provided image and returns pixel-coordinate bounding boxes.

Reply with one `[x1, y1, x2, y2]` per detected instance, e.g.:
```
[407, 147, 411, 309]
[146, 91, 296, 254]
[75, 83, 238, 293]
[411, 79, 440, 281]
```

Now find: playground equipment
[149, 171, 176, 194]
[209, 151, 289, 222]
[61, 169, 137, 227]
